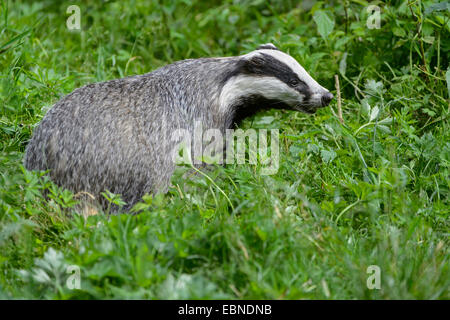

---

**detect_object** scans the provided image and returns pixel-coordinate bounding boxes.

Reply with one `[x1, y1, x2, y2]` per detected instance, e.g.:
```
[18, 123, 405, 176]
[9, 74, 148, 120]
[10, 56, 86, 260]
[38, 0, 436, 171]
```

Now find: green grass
[0, 0, 449, 299]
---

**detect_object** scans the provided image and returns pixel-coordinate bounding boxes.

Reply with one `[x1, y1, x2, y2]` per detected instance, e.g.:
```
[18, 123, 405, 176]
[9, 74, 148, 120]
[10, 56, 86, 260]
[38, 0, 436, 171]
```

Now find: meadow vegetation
[0, 0, 448, 299]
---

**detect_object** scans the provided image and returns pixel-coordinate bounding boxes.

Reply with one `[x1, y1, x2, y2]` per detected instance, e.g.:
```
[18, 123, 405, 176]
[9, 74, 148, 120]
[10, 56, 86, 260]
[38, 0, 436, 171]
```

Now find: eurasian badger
[24, 43, 333, 212]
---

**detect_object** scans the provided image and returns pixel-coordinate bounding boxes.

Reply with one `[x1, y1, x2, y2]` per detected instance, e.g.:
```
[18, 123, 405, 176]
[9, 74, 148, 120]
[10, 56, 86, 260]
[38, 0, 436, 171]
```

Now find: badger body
[24, 44, 333, 212]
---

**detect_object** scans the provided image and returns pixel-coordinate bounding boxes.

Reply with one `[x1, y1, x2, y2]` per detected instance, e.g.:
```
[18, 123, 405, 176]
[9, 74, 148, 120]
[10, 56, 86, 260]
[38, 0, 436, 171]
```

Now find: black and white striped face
[221, 44, 333, 114]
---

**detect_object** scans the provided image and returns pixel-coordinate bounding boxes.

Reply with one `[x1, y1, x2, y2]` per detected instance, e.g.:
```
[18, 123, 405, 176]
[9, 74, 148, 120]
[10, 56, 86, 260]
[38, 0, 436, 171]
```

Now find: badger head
[220, 43, 333, 115]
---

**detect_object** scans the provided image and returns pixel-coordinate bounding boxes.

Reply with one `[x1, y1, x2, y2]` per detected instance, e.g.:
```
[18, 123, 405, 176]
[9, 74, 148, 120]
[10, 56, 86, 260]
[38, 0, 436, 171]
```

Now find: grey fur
[24, 46, 331, 212]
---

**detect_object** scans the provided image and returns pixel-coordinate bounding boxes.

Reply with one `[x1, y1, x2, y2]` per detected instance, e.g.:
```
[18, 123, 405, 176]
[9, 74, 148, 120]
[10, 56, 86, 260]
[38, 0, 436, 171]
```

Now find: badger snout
[321, 92, 334, 107]
[304, 90, 334, 112]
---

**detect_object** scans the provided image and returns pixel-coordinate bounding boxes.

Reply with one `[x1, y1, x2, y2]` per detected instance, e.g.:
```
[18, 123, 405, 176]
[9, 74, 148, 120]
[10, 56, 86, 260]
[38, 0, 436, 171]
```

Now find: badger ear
[257, 43, 279, 50]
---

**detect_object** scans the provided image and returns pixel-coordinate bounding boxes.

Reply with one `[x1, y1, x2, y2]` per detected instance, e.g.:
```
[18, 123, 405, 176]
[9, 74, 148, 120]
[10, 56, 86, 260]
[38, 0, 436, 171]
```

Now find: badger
[24, 43, 333, 213]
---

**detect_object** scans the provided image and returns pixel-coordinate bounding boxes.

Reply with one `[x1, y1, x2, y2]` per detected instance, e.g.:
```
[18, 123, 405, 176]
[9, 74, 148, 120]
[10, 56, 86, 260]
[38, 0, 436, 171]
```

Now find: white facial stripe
[219, 74, 303, 112]
[243, 49, 326, 94]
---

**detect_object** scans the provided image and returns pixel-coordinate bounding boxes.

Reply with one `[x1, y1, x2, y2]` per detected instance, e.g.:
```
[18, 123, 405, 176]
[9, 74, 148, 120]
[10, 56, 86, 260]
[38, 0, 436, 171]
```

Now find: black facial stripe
[302, 87, 311, 102]
[244, 53, 298, 86]
[221, 53, 312, 98]
[229, 94, 290, 127]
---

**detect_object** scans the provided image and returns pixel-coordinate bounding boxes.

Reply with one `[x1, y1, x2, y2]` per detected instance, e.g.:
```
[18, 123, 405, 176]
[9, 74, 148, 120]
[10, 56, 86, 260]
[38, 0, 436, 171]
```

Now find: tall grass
[0, 0, 448, 299]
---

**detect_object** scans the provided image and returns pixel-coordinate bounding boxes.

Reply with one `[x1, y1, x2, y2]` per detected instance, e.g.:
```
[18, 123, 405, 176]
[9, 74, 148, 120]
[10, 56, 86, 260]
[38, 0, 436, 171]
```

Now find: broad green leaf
[365, 79, 384, 95]
[378, 125, 391, 134]
[370, 106, 380, 122]
[320, 149, 337, 163]
[361, 99, 371, 116]
[425, 2, 449, 15]
[422, 108, 436, 117]
[378, 117, 393, 125]
[313, 10, 335, 40]
[392, 27, 406, 37]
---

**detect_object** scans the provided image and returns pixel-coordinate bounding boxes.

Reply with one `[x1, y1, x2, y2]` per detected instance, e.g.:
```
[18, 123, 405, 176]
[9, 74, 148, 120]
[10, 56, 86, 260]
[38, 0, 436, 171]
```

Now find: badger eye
[289, 79, 300, 86]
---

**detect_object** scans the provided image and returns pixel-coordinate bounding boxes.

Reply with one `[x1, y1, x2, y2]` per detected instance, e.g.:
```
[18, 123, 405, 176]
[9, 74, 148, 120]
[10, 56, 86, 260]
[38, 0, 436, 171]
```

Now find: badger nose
[321, 92, 334, 106]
